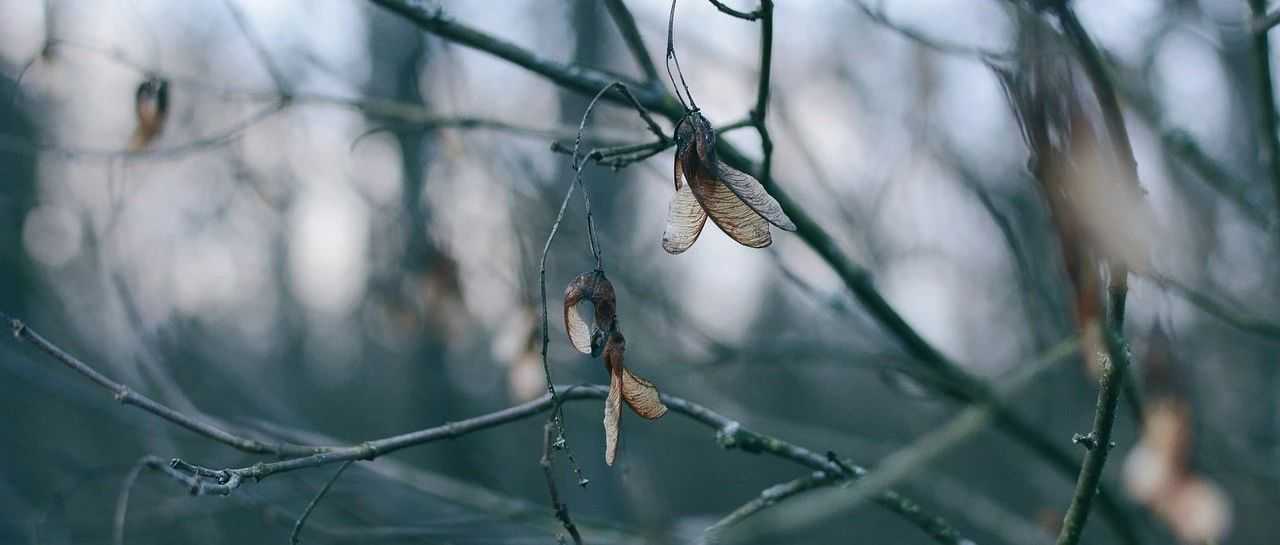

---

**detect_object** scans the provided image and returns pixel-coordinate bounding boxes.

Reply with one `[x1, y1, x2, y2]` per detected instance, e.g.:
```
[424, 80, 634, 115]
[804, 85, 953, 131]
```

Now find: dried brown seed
[717, 163, 796, 231]
[621, 368, 667, 419]
[603, 359, 623, 466]
[662, 180, 708, 254]
[562, 271, 616, 355]
[129, 77, 169, 151]
[688, 169, 772, 248]
[663, 111, 795, 253]
[602, 330, 627, 465]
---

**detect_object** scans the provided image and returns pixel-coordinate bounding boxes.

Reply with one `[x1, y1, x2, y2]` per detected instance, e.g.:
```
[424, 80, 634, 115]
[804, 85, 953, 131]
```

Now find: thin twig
[1053, 328, 1131, 545]
[703, 472, 836, 535]
[541, 418, 584, 545]
[665, 0, 697, 111]
[1248, 0, 1280, 223]
[1145, 272, 1280, 339]
[1254, 7, 1280, 35]
[221, 0, 290, 94]
[711, 338, 1080, 541]
[0, 103, 286, 162]
[537, 172, 583, 481]
[368, 0, 670, 111]
[603, 0, 661, 83]
[142, 384, 969, 545]
[750, 0, 775, 186]
[851, 0, 1011, 62]
[112, 457, 150, 545]
[290, 461, 354, 545]
[1, 313, 323, 456]
[706, 0, 760, 21]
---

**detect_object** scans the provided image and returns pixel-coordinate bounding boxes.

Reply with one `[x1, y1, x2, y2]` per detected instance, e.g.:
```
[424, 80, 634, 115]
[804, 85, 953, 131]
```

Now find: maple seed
[129, 76, 169, 151]
[562, 270, 666, 464]
[662, 111, 796, 254]
[562, 271, 617, 356]
[601, 331, 667, 465]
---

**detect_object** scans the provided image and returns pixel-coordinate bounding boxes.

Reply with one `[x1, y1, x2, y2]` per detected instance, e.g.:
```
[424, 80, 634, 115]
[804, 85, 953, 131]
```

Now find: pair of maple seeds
[563, 112, 796, 465]
[662, 111, 797, 253]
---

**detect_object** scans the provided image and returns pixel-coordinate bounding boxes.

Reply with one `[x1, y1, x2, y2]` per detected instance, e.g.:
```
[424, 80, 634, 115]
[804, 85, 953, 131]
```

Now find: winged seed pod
[563, 270, 617, 357]
[601, 331, 666, 465]
[128, 76, 169, 151]
[563, 271, 667, 464]
[662, 111, 797, 253]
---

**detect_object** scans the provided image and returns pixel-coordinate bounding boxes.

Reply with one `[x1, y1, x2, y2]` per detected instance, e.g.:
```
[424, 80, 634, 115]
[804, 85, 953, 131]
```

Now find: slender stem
[368, 0, 673, 111]
[2, 314, 323, 457]
[706, 0, 760, 21]
[1054, 328, 1131, 545]
[711, 338, 1080, 541]
[751, 0, 775, 186]
[603, 0, 661, 83]
[1146, 272, 1280, 339]
[1250, 0, 1280, 219]
[291, 461, 354, 545]
[541, 419, 584, 545]
[221, 0, 290, 93]
[704, 471, 836, 535]
[537, 174, 581, 467]
[145, 384, 968, 545]
[111, 457, 149, 545]
[1255, 7, 1280, 35]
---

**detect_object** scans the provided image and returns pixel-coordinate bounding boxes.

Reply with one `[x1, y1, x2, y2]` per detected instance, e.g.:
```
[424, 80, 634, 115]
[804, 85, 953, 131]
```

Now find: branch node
[1071, 432, 1099, 451]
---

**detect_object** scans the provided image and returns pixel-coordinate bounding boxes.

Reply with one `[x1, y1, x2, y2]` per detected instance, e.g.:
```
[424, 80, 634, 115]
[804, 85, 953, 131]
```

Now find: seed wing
[662, 181, 708, 254]
[717, 162, 797, 231]
[688, 173, 772, 248]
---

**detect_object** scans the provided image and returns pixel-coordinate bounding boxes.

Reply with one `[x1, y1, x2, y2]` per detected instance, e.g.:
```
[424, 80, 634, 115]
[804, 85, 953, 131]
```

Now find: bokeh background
[0, 0, 1275, 543]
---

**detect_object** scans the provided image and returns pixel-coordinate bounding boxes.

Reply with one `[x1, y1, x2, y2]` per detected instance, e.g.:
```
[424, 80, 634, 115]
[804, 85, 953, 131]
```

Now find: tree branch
[541, 418, 585, 545]
[290, 460, 354, 545]
[706, 0, 761, 21]
[221, 0, 290, 94]
[711, 337, 1081, 541]
[2, 313, 324, 457]
[1253, 7, 1280, 35]
[603, 0, 662, 83]
[751, 0, 775, 186]
[1053, 328, 1131, 545]
[1248, 0, 1280, 223]
[366, 0, 674, 113]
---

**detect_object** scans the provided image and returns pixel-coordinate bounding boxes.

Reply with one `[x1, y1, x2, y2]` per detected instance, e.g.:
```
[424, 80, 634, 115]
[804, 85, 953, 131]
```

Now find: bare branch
[1, 313, 323, 457]
[1254, 7, 1280, 35]
[291, 461, 354, 545]
[751, 0, 776, 186]
[706, 0, 761, 21]
[111, 457, 149, 545]
[603, 0, 661, 82]
[1246, 0, 1280, 225]
[711, 338, 1080, 541]
[1145, 272, 1280, 339]
[541, 419, 585, 545]
[1053, 329, 1132, 545]
[221, 0, 290, 94]
[151, 384, 971, 544]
